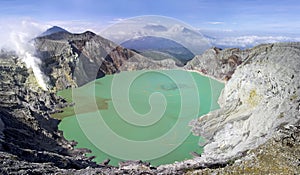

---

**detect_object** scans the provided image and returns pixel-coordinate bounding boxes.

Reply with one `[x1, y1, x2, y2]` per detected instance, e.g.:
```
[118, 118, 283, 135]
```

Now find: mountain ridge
[34, 29, 178, 91]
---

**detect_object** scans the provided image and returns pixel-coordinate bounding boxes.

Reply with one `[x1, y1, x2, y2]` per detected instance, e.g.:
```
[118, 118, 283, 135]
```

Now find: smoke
[0, 18, 50, 90]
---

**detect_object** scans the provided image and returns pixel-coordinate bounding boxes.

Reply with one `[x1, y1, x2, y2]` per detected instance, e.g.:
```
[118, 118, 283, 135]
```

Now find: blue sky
[0, 0, 300, 34]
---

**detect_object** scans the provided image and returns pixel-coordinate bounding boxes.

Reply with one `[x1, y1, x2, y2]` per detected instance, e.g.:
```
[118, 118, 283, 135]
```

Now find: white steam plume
[0, 19, 50, 90]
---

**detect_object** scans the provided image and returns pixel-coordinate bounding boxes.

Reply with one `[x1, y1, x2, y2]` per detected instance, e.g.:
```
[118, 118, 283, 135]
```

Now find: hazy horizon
[0, 0, 300, 50]
[1, 0, 300, 33]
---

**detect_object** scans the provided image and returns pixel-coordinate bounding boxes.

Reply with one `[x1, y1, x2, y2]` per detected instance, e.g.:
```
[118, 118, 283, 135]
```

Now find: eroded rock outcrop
[0, 54, 104, 173]
[35, 31, 177, 91]
[185, 47, 245, 81]
[189, 42, 300, 164]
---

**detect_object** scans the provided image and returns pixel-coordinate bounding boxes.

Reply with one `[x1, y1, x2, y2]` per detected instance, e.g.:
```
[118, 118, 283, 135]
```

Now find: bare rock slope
[188, 42, 300, 165]
[35, 31, 177, 91]
[0, 54, 105, 174]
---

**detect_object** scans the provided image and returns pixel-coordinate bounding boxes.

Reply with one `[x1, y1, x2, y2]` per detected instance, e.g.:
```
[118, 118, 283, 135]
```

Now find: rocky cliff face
[188, 42, 300, 166]
[0, 54, 106, 174]
[185, 47, 245, 81]
[35, 31, 177, 91]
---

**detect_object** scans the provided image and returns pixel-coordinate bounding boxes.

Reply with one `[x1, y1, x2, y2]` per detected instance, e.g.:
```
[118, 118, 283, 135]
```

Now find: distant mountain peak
[143, 24, 168, 32]
[40, 26, 70, 37]
[82, 30, 97, 36]
[121, 35, 195, 65]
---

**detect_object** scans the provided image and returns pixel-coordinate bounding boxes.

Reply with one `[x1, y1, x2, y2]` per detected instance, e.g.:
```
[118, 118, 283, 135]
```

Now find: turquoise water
[57, 70, 224, 166]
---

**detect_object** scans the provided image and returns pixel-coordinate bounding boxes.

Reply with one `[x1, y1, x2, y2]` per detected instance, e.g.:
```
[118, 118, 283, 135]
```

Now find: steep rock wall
[35, 31, 177, 91]
[190, 42, 300, 162]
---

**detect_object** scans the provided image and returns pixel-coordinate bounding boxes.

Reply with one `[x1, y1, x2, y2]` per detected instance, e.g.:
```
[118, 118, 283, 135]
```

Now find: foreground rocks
[187, 123, 300, 174]
[186, 42, 300, 173]
[0, 54, 104, 174]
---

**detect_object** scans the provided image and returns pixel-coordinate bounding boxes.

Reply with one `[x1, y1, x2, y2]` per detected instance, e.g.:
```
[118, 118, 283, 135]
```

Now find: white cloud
[108, 18, 127, 24]
[207, 21, 224, 25]
[0, 18, 48, 49]
[209, 35, 300, 48]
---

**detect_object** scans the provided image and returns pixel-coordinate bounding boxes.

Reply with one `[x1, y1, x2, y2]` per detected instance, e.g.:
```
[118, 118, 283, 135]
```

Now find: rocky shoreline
[0, 38, 299, 174]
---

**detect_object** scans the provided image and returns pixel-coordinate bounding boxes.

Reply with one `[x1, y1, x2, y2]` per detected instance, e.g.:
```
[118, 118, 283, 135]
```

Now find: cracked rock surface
[185, 43, 300, 172]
